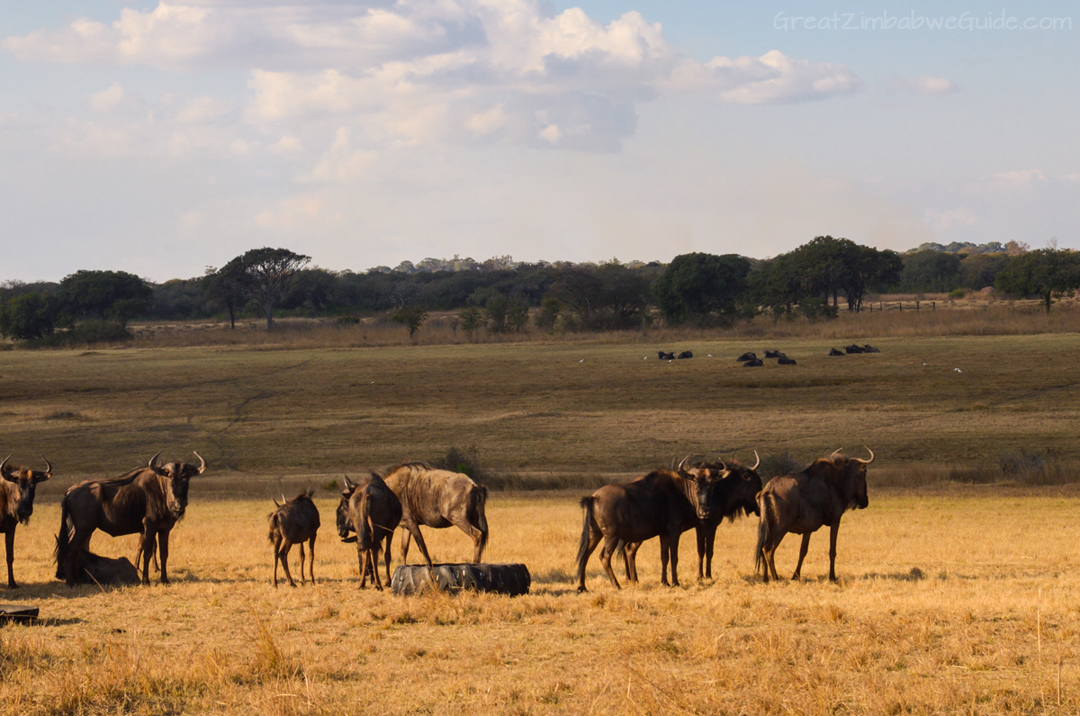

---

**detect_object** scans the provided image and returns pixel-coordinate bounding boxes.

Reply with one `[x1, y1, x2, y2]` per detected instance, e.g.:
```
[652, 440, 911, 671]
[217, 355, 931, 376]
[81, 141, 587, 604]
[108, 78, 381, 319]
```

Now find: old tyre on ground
[391, 563, 530, 596]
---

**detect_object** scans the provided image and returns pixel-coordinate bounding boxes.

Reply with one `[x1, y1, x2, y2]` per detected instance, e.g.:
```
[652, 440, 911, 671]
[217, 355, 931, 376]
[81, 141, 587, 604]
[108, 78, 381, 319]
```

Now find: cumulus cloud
[924, 207, 979, 230]
[890, 75, 959, 95]
[6, 0, 861, 154]
[89, 82, 127, 113]
[991, 169, 1047, 186]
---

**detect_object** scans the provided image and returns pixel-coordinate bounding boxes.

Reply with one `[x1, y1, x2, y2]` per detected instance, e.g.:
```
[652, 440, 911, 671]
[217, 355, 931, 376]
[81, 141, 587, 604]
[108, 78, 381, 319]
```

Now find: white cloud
[300, 126, 377, 183]
[176, 96, 231, 123]
[890, 75, 959, 95]
[924, 207, 979, 230]
[254, 193, 325, 227]
[467, 104, 508, 136]
[991, 169, 1047, 186]
[539, 124, 562, 144]
[89, 82, 127, 113]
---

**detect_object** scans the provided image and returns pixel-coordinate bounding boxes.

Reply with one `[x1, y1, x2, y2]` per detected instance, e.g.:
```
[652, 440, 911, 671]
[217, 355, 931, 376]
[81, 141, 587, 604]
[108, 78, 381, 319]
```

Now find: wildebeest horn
[193, 451, 206, 474]
[148, 451, 162, 468]
[717, 457, 728, 471]
[41, 455, 53, 476]
[273, 497, 281, 508]
[0, 455, 11, 481]
[853, 447, 875, 465]
[677, 455, 690, 471]
[830, 448, 843, 460]
[343, 474, 356, 490]
[750, 450, 760, 471]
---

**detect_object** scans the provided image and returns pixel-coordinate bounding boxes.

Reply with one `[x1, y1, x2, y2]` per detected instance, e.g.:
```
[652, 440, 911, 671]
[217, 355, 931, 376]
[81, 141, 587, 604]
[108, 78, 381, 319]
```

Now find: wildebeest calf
[268, 490, 320, 587]
[337, 473, 402, 590]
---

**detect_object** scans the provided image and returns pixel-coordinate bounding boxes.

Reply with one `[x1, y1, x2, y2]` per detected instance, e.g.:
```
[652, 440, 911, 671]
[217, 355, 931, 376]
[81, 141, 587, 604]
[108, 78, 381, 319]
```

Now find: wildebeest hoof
[577, 586, 588, 593]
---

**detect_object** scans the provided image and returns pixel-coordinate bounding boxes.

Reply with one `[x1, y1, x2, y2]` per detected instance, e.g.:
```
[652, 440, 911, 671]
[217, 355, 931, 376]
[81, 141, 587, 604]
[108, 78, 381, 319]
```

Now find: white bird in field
[579, 359, 584, 363]
[954, 368, 962, 372]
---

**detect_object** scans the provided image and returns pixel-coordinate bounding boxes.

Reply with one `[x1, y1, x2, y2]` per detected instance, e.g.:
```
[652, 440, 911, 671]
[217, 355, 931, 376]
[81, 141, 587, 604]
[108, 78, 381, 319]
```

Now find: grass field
[2, 331, 1080, 713]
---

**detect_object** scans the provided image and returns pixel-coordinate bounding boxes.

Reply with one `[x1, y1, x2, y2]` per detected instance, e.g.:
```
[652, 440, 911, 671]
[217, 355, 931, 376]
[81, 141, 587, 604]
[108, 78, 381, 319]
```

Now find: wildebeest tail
[472, 484, 489, 556]
[54, 498, 70, 580]
[575, 496, 596, 574]
[267, 510, 281, 544]
[754, 491, 771, 574]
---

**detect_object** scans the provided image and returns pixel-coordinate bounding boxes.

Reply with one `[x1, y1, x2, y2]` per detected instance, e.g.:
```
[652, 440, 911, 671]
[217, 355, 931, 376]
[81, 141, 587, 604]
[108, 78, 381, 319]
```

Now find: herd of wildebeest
[0, 442, 875, 593]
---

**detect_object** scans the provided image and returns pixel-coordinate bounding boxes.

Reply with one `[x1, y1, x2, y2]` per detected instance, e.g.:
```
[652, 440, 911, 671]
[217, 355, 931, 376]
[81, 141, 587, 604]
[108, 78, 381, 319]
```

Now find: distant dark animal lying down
[845, 344, 866, 354]
[863, 344, 880, 353]
[736, 352, 757, 362]
[658, 351, 675, 360]
[677, 351, 693, 359]
[56, 541, 141, 585]
[764, 350, 780, 358]
[778, 356, 797, 365]
[743, 359, 764, 367]
[829, 348, 844, 356]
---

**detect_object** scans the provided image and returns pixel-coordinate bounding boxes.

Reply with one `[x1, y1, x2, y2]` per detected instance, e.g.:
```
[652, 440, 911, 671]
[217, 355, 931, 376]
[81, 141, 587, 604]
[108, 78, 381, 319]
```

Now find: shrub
[948, 288, 967, 300]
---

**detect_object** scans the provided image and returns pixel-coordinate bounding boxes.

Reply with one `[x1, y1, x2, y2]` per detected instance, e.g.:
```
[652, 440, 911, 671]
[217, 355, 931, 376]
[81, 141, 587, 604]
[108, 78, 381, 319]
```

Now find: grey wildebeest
[0, 456, 52, 588]
[336, 473, 402, 590]
[268, 490, 320, 588]
[576, 465, 713, 591]
[55, 451, 206, 586]
[755, 448, 874, 583]
[381, 462, 488, 566]
[619, 454, 762, 583]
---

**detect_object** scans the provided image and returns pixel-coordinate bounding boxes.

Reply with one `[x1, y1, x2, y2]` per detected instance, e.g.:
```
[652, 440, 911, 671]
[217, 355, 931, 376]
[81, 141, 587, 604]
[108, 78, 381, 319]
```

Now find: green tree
[840, 245, 903, 312]
[899, 251, 963, 293]
[0, 292, 59, 339]
[653, 252, 752, 326]
[391, 305, 428, 338]
[458, 306, 484, 337]
[59, 270, 153, 325]
[204, 259, 250, 329]
[995, 249, 1080, 313]
[236, 247, 311, 329]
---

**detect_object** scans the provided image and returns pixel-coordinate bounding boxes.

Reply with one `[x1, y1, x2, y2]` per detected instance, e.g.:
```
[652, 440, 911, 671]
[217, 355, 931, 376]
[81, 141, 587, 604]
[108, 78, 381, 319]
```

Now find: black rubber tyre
[391, 563, 531, 596]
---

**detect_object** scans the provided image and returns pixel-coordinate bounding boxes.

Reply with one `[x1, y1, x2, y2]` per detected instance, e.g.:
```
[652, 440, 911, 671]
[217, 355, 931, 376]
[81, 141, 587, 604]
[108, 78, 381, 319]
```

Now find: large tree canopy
[653, 252, 752, 326]
[995, 249, 1080, 312]
[59, 270, 153, 325]
[236, 247, 311, 329]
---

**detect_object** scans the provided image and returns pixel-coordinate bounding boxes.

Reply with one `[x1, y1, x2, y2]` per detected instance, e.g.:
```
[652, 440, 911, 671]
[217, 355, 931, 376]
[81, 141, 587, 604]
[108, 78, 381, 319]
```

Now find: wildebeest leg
[5, 529, 17, 588]
[658, 534, 671, 586]
[370, 541, 383, 591]
[792, 533, 811, 581]
[828, 522, 840, 581]
[695, 527, 706, 580]
[383, 532, 394, 585]
[356, 545, 367, 589]
[298, 542, 306, 585]
[66, 529, 93, 587]
[158, 529, 171, 585]
[308, 537, 316, 585]
[272, 533, 283, 587]
[598, 536, 621, 589]
[763, 532, 784, 583]
[279, 540, 297, 587]
[140, 523, 157, 585]
[575, 526, 603, 592]
[408, 524, 434, 567]
[399, 527, 412, 565]
[668, 531, 681, 587]
[705, 527, 718, 580]
[625, 542, 641, 583]
[448, 515, 485, 564]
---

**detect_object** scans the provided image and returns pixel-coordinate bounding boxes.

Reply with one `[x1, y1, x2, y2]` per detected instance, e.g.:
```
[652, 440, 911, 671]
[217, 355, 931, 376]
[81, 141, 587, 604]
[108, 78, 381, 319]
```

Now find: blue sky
[1, 0, 1076, 282]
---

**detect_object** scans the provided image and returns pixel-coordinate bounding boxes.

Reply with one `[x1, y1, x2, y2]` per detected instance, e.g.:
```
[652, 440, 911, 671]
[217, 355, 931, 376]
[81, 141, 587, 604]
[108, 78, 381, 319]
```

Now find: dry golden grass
[2, 491, 1080, 715]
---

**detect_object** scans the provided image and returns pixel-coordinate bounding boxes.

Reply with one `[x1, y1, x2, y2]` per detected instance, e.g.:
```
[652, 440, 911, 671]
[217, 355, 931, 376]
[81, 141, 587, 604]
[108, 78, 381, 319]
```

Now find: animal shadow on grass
[860, 567, 927, 582]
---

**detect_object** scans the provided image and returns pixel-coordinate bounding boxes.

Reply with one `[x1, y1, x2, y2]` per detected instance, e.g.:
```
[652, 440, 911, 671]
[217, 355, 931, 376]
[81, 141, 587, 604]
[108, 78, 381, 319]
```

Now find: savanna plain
[2, 319, 1080, 715]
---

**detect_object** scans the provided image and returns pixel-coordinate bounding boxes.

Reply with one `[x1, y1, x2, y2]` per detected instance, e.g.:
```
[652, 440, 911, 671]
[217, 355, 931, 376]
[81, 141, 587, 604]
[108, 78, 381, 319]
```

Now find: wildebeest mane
[373, 461, 435, 479]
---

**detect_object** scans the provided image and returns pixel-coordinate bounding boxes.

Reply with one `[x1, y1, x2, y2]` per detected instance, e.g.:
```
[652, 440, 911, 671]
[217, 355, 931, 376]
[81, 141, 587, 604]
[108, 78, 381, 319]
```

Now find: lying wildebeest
[54, 539, 141, 586]
[576, 464, 713, 591]
[55, 451, 206, 586]
[743, 359, 764, 367]
[764, 349, 780, 359]
[829, 348, 844, 356]
[677, 351, 693, 359]
[657, 351, 675, 360]
[619, 454, 762, 582]
[755, 448, 874, 583]
[268, 490, 320, 588]
[863, 344, 880, 353]
[845, 344, 866, 354]
[381, 462, 488, 566]
[0, 456, 52, 588]
[337, 473, 402, 590]
[736, 352, 757, 362]
[778, 356, 797, 365]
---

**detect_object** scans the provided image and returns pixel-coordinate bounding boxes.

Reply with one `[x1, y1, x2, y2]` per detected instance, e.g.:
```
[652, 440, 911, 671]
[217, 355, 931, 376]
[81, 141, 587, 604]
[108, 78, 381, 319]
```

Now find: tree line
[2, 238, 1078, 343]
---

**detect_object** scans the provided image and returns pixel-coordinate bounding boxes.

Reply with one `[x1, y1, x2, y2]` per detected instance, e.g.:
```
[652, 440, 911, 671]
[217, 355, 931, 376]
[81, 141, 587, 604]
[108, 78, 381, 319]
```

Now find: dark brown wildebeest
[743, 359, 764, 367]
[755, 448, 874, 583]
[55, 451, 206, 586]
[268, 490, 320, 588]
[658, 351, 675, 360]
[845, 344, 866, 354]
[778, 355, 797, 365]
[619, 454, 762, 582]
[764, 349, 780, 358]
[381, 462, 488, 566]
[0, 456, 52, 588]
[677, 350, 693, 359]
[576, 465, 713, 591]
[863, 344, 880, 353]
[736, 351, 757, 362]
[336, 473, 402, 590]
[55, 539, 141, 586]
[829, 348, 844, 356]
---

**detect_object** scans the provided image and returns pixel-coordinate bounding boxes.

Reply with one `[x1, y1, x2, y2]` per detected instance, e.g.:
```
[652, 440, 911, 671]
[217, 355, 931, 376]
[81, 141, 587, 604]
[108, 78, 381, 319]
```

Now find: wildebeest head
[148, 451, 206, 519]
[0, 455, 52, 524]
[723, 452, 763, 517]
[676, 457, 717, 522]
[336, 475, 358, 542]
[831, 448, 873, 509]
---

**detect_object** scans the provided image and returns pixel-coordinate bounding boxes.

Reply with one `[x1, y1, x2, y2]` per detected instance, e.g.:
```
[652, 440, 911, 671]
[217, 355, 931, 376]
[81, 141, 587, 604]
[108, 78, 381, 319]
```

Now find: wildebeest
[829, 348, 844, 356]
[619, 454, 763, 582]
[743, 359, 764, 367]
[336, 473, 402, 590]
[845, 344, 866, 354]
[778, 356, 797, 365]
[736, 352, 757, 362]
[764, 349, 780, 358]
[755, 448, 874, 583]
[677, 351, 693, 359]
[657, 351, 675, 360]
[55, 539, 141, 586]
[576, 465, 713, 591]
[381, 462, 488, 566]
[0, 456, 52, 588]
[55, 451, 206, 586]
[268, 490, 320, 588]
[863, 344, 880, 353]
